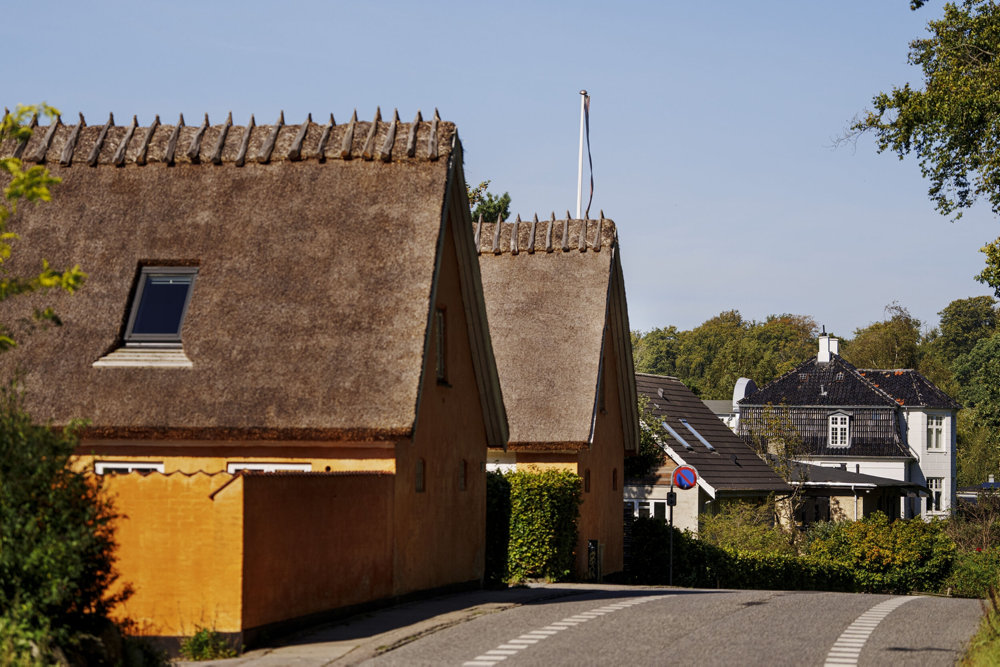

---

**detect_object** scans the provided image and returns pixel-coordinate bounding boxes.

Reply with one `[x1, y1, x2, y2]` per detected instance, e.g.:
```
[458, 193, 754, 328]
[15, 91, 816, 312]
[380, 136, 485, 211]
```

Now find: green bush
[806, 512, 956, 593]
[944, 548, 1000, 598]
[485, 471, 511, 586]
[179, 627, 238, 661]
[0, 387, 127, 663]
[626, 518, 855, 591]
[699, 500, 796, 556]
[506, 470, 581, 582]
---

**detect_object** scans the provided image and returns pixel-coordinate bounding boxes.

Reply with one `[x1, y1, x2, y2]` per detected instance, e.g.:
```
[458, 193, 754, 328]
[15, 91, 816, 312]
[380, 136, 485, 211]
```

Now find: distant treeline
[630, 298, 1000, 485]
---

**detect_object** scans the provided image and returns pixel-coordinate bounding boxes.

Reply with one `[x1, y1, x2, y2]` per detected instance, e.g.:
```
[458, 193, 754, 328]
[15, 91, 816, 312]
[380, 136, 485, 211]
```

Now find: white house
[737, 335, 959, 519]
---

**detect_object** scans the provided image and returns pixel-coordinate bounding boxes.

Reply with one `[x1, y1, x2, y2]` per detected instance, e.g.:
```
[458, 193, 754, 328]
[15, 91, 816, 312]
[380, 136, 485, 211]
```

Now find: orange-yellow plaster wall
[104, 473, 245, 636]
[240, 473, 395, 631]
[392, 214, 489, 596]
[574, 330, 626, 577]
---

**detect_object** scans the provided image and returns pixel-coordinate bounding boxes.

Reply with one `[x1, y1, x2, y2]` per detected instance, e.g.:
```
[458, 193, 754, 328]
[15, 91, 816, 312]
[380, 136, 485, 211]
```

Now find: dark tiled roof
[776, 457, 926, 491]
[634, 373, 789, 493]
[858, 369, 961, 409]
[739, 355, 897, 408]
[739, 404, 909, 458]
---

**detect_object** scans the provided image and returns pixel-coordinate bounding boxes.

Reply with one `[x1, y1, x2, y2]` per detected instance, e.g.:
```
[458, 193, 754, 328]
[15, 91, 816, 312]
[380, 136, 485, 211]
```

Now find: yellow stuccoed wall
[104, 472, 245, 636]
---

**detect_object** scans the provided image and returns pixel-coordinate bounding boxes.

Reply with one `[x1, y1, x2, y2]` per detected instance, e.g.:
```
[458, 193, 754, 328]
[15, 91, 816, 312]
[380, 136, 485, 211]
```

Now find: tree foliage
[852, 0, 1000, 220]
[936, 295, 998, 363]
[1, 105, 85, 350]
[632, 311, 816, 399]
[626, 396, 667, 479]
[841, 303, 922, 369]
[467, 179, 511, 223]
[0, 387, 126, 662]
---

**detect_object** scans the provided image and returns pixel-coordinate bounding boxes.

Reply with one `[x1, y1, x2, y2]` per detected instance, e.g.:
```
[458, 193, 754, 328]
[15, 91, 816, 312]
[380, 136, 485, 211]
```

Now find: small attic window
[835, 372, 845, 382]
[798, 373, 808, 382]
[124, 267, 198, 345]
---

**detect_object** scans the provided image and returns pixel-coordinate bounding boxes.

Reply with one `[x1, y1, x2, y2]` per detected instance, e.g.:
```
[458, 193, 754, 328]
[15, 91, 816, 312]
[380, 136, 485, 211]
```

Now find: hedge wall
[491, 469, 582, 583]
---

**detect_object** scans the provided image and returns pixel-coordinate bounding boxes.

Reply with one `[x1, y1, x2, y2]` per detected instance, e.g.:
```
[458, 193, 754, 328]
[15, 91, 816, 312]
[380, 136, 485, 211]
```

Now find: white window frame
[226, 462, 312, 473]
[95, 461, 165, 475]
[828, 413, 851, 448]
[927, 477, 943, 513]
[927, 415, 945, 451]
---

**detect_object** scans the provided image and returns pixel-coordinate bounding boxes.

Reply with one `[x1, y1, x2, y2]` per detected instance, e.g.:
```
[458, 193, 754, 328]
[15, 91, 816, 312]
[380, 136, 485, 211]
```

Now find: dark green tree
[631, 326, 681, 377]
[935, 295, 998, 363]
[842, 303, 922, 369]
[467, 179, 511, 222]
[851, 0, 1000, 220]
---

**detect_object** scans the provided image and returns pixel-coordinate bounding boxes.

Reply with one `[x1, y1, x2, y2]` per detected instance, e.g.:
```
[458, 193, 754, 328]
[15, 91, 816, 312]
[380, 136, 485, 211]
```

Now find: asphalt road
[365, 586, 982, 667]
[187, 584, 984, 667]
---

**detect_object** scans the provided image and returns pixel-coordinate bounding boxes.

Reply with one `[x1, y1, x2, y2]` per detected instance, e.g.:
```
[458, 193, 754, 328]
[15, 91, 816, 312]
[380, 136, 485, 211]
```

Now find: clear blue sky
[6, 0, 997, 337]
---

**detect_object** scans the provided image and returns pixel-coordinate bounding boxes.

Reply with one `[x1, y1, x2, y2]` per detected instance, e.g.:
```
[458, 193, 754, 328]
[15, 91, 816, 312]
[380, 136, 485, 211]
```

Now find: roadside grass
[962, 589, 1000, 666]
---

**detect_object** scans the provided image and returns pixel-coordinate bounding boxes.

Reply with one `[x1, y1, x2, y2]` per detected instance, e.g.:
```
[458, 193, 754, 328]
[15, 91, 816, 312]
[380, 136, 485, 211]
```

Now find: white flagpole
[576, 89, 587, 219]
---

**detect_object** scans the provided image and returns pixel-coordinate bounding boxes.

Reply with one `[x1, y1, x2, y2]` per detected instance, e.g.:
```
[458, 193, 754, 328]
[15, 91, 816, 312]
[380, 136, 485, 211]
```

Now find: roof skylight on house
[680, 418, 716, 452]
[125, 267, 198, 345]
[661, 421, 694, 451]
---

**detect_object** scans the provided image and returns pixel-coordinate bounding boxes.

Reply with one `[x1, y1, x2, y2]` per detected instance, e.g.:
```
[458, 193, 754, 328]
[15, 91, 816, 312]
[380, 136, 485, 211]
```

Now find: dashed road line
[462, 594, 669, 666]
[823, 596, 919, 666]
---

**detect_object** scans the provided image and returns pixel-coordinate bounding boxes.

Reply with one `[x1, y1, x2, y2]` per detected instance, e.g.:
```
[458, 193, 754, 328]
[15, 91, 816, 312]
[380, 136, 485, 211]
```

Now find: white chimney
[830, 338, 839, 356]
[818, 334, 831, 363]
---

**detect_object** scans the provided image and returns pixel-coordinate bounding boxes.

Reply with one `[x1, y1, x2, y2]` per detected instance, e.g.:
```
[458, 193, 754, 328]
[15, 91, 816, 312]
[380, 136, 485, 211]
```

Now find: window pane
[653, 502, 666, 520]
[132, 275, 193, 335]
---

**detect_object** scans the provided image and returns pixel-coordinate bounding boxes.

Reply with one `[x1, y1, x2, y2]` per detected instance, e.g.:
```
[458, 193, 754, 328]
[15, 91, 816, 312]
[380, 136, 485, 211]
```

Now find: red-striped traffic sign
[672, 465, 697, 490]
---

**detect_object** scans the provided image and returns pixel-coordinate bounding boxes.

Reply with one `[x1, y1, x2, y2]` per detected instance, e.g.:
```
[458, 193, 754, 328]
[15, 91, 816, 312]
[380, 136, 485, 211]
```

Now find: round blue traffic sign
[672, 465, 697, 490]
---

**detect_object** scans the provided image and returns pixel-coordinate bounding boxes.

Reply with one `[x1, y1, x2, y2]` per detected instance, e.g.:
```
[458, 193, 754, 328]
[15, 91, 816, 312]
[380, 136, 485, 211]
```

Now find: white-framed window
[94, 461, 165, 475]
[828, 413, 850, 448]
[927, 477, 943, 512]
[927, 415, 945, 451]
[226, 462, 311, 473]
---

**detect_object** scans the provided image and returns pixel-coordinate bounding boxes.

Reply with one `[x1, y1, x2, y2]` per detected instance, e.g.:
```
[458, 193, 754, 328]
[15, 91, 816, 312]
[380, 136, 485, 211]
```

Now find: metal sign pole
[669, 475, 675, 587]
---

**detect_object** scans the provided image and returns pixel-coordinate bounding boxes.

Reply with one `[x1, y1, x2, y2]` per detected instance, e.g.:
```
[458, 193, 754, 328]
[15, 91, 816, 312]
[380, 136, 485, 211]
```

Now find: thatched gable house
[0, 109, 507, 645]
[476, 213, 638, 579]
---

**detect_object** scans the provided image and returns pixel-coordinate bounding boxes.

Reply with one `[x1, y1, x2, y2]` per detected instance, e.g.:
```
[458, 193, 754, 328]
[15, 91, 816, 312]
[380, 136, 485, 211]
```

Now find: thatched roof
[0, 110, 506, 445]
[476, 215, 638, 450]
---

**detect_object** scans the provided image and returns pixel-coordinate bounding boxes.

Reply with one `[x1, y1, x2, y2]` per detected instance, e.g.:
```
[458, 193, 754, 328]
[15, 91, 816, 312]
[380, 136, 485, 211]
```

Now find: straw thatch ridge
[477, 217, 638, 449]
[0, 113, 511, 445]
[0, 109, 448, 166]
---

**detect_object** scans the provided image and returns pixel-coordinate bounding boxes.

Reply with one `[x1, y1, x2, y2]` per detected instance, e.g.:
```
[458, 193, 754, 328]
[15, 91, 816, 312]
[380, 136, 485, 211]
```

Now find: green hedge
[504, 470, 581, 582]
[484, 471, 511, 586]
[806, 512, 956, 594]
[627, 518, 855, 591]
[944, 548, 1000, 598]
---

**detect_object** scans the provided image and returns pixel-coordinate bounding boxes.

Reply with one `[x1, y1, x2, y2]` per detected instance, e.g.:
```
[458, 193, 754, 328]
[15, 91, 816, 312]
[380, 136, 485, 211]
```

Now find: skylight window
[680, 418, 716, 452]
[661, 421, 693, 451]
[125, 267, 198, 345]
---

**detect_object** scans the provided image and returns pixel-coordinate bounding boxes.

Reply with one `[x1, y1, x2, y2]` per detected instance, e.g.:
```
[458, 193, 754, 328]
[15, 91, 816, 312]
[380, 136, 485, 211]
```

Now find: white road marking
[823, 596, 919, 667]
[462, 594, 670, 666]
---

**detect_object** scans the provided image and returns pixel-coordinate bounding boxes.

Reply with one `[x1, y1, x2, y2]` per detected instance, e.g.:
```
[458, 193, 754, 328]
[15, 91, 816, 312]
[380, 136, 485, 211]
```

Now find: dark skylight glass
[125, 268, 197, 343]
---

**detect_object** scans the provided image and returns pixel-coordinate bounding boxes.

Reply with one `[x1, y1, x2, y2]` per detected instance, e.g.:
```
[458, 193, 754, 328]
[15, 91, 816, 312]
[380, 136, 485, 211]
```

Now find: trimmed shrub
[625, 518, 855, 591]
[944, 548, 1000, 598]
[806, 512, 956, 594]
[484, 471, 511, 586]
[506, 470, 581, 582]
